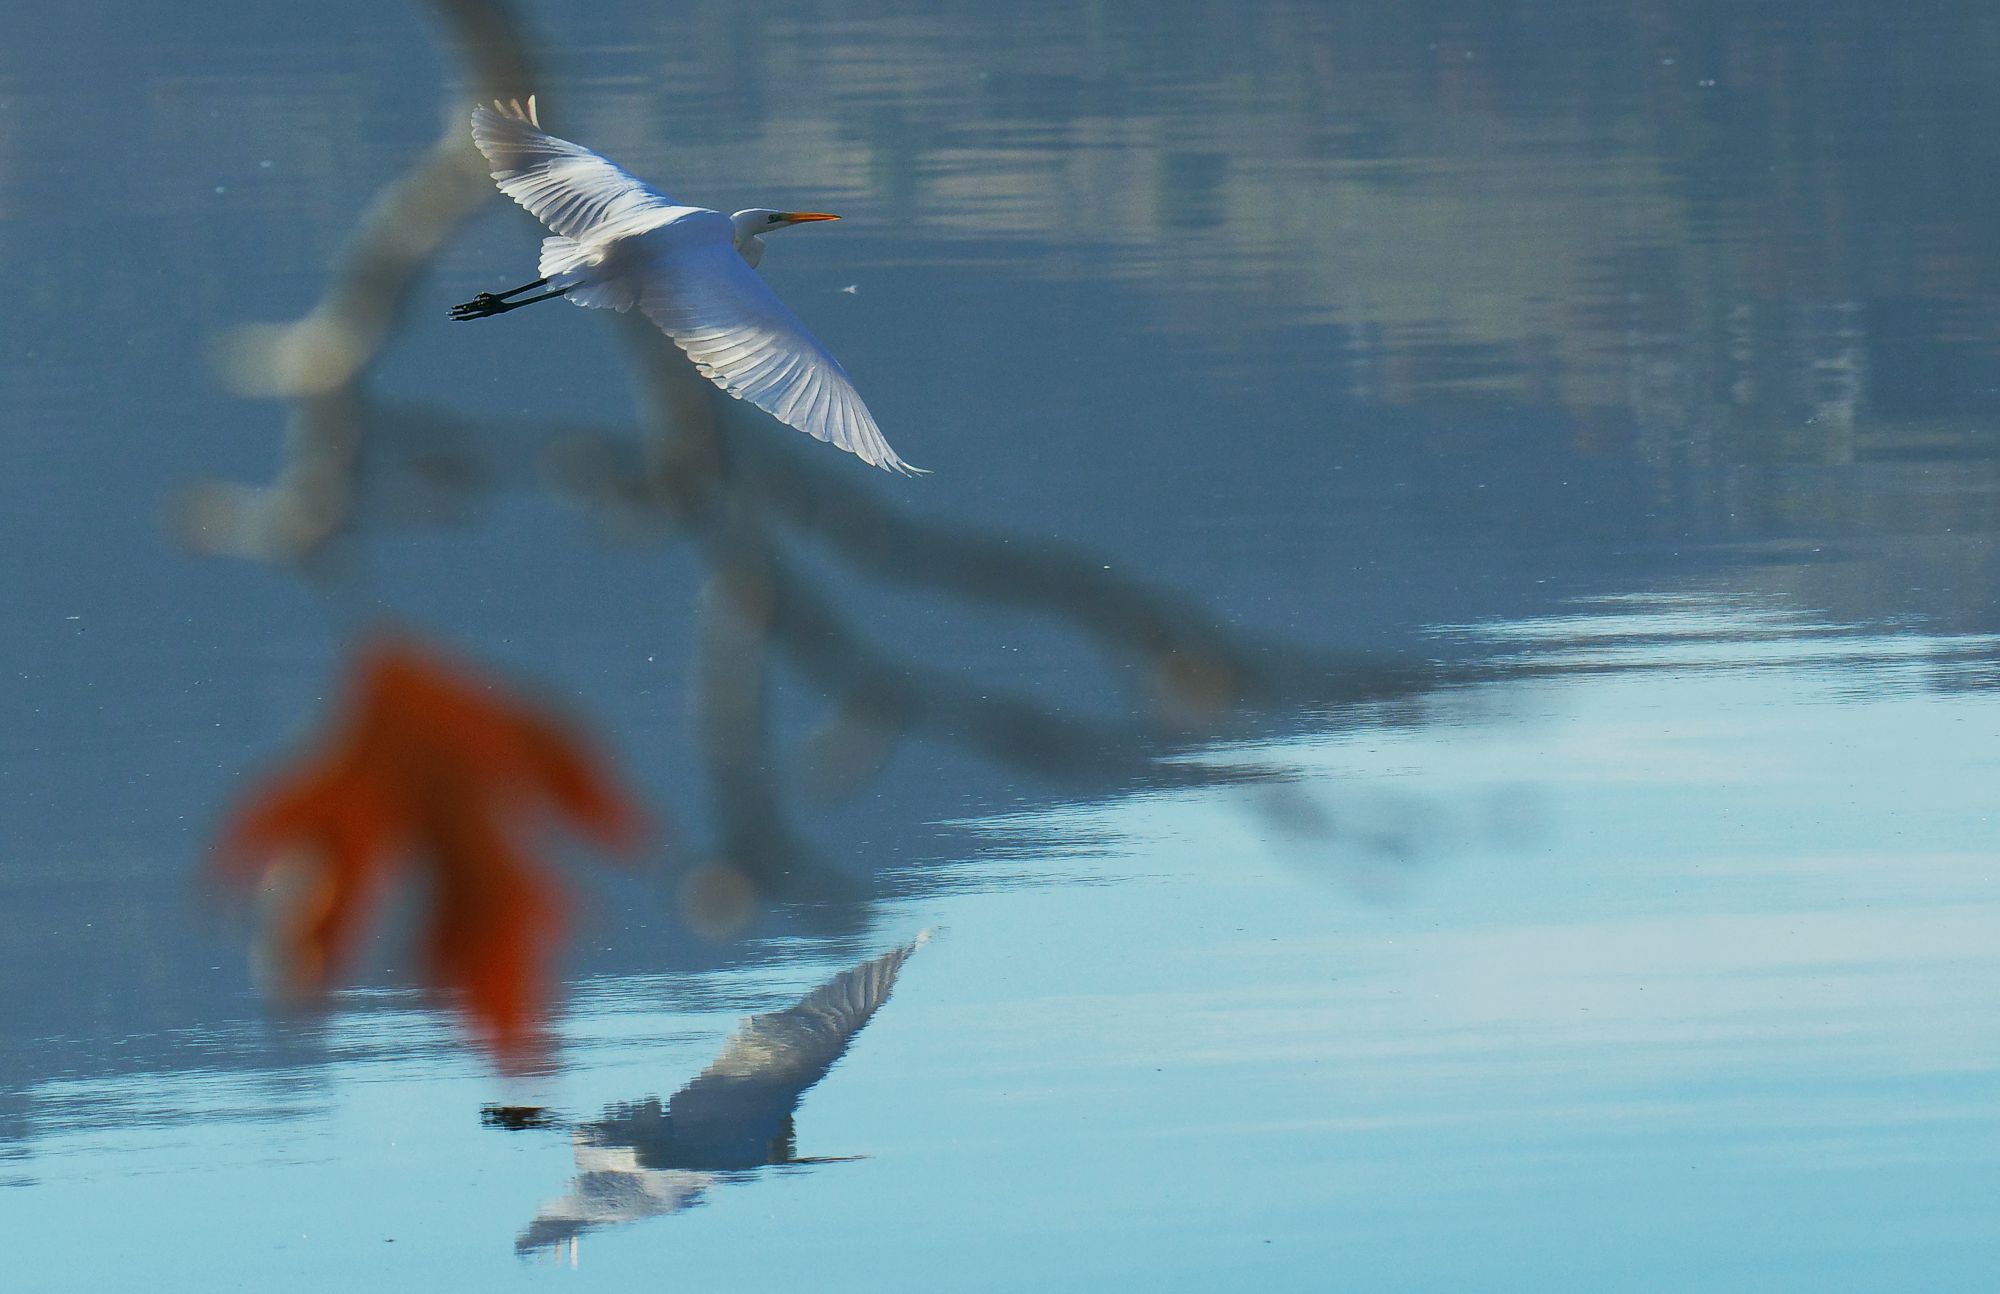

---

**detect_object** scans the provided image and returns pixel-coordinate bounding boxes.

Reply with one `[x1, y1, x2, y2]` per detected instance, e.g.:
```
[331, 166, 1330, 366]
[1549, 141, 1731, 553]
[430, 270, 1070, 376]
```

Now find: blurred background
[3, 0, 1999, 1286]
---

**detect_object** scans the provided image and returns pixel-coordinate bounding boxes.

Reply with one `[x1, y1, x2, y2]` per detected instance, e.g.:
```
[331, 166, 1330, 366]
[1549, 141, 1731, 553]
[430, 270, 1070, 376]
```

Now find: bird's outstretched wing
[470, 97, 681, 244]
[638, 235, 924, 475]
[670, 933, 928, 1127]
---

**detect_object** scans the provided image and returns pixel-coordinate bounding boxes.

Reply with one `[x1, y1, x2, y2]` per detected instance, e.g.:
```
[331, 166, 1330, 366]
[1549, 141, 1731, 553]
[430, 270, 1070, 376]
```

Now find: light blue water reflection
[13, 599, 2000, 1288]
[4, 0, 2000, 1287]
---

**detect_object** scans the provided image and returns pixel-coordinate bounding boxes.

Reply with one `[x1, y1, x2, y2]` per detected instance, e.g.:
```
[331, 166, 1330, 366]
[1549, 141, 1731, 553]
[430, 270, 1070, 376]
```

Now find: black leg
[450, 284, 570, 320]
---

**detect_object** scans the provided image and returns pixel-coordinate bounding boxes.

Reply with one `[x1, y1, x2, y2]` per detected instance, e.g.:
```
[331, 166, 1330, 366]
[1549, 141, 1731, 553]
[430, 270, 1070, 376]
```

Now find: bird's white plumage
[470, 98, 686, 245]
[636, 235, 912, 472]
[468, 98, 921, 475]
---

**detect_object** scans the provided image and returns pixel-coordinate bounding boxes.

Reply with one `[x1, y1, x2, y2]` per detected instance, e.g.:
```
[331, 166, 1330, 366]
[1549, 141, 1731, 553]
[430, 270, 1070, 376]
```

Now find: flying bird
[453, 97, 921, 476]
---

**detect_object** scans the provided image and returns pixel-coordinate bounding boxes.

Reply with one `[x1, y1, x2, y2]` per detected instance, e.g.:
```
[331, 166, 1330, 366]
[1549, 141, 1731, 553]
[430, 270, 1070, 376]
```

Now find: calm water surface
[3, 1, 1999, 1288]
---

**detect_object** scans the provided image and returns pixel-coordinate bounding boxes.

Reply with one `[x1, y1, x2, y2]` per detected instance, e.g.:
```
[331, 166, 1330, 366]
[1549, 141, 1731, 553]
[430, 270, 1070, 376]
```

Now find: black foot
[450, 285, 570, 320]
[450, 292, 515, 320]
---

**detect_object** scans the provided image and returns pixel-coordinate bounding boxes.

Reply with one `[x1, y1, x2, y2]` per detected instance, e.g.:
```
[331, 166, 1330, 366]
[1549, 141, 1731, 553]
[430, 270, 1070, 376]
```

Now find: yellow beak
[781, 212, 841, 225]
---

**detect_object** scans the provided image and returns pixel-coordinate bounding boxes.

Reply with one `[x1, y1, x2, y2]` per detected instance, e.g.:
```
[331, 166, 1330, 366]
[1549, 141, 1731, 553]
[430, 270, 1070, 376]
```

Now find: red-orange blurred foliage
[214, 635, 646, 1071]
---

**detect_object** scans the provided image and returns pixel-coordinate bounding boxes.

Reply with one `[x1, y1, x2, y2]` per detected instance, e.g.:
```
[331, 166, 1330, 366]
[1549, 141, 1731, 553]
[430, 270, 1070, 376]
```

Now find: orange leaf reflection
[215, 635, 645, 1071]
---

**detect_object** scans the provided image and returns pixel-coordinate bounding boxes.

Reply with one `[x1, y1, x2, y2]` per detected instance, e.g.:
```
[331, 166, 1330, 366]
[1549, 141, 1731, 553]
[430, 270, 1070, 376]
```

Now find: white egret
[453, 97, 921, 476]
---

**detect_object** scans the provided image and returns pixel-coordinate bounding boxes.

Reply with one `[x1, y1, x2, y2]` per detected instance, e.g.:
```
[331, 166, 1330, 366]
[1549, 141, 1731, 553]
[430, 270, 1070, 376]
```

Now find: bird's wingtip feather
[473, 97, 540, 129]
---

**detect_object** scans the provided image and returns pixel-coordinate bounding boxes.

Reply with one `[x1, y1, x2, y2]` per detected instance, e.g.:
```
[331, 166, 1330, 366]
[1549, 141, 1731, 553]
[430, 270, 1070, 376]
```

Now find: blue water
[4, 1, 2000, 1287]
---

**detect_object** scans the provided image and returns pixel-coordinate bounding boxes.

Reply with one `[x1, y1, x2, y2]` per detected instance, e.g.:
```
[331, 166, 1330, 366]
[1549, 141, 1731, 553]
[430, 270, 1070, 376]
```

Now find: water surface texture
[4, 1, 1999, 1288]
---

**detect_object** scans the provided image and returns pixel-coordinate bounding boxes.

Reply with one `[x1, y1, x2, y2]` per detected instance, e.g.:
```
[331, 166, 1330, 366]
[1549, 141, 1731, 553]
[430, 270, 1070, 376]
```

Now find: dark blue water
[4, 1, 1999, 1287]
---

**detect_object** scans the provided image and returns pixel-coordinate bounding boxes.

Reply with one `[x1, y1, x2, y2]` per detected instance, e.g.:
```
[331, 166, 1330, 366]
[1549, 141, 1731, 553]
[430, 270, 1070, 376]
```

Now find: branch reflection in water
[179, 0, 1451, 951]
[492, 935, 928, 1260]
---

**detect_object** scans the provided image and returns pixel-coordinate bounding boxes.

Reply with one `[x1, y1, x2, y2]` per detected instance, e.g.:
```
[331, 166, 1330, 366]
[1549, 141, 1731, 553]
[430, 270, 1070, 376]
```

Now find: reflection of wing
[470, 98, 682, 244]
[675, 931, 926, 1127]
[638, 238, 923, 476]
[514, 934, 927, 1257]
[513, 1149, 714, 1258]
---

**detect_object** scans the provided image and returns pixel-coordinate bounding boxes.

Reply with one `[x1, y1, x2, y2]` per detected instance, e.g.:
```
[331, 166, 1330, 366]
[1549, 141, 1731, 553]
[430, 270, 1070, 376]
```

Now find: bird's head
[729, 209, 840, 267]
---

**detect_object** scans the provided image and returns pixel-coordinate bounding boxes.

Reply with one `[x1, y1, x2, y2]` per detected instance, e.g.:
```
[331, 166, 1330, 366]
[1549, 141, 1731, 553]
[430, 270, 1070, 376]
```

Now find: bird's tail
[536, 236, 591, 279]
[537, 236, 636, 312]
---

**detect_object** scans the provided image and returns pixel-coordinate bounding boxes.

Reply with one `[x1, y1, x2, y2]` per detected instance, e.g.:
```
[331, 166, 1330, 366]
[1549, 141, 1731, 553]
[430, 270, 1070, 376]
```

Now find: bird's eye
[768, 213, 783, 223]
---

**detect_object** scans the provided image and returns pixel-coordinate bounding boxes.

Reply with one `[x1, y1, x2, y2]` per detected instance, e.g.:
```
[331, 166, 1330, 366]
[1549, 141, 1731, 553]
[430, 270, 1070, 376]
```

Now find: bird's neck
[729, 215, 768, 267]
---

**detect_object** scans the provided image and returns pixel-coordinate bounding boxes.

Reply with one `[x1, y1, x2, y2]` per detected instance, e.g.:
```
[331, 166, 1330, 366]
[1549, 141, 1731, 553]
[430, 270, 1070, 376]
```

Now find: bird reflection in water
[497, 934, 927, 1259]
